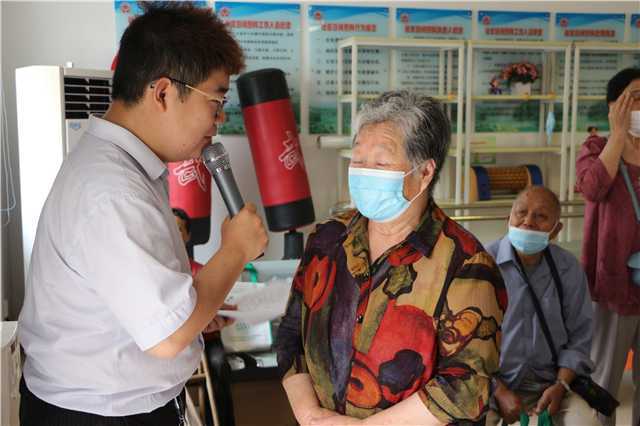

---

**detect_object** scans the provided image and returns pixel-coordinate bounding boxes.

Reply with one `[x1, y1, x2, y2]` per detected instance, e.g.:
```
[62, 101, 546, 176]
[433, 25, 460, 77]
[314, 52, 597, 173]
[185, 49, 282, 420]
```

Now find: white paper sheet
[218, 278, 292, 325]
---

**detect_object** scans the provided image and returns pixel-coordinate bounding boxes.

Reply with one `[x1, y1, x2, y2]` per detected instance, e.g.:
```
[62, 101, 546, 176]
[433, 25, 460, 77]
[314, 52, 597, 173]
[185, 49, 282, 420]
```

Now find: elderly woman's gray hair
[354, 90, 451, 195]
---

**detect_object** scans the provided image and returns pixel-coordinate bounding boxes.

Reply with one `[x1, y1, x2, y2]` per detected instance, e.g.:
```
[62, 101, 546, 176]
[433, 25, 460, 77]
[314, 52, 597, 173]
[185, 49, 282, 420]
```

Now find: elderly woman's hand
[494, 381, 523, 424]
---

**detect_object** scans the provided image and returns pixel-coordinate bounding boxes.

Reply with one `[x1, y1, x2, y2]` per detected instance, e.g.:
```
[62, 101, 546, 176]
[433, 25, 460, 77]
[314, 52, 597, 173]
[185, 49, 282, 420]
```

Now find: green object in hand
[244, 263, 258, 283]
[538, 409, 553, 426]
[518, 410, 552, 426]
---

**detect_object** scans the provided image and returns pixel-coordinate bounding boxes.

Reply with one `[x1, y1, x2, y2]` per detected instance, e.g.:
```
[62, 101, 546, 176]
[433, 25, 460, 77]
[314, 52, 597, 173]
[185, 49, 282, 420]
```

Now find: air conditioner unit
[16, 66, 112, 279]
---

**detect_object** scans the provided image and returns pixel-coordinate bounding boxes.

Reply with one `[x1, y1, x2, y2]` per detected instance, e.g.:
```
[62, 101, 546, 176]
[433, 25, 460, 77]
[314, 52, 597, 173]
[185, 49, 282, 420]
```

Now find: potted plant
[500, 62, 539, 95]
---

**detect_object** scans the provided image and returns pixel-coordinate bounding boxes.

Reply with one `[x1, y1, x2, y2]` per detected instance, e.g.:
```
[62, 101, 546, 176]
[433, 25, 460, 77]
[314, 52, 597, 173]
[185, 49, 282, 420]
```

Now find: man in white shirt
[18, 5, 268, 425]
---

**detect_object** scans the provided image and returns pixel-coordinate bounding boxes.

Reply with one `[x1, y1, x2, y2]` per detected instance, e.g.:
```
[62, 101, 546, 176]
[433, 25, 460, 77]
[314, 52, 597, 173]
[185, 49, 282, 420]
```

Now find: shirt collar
[344, 198, 444, 258]
[86, 116, 167, 181]
[495, 234, 547, 274]
[495, 234, 517, 266]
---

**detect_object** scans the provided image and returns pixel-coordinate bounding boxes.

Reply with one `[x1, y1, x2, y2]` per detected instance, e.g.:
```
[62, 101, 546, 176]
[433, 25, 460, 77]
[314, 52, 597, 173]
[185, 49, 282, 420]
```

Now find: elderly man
[277, 91, 507, 426]
[485, 186, 597, 426]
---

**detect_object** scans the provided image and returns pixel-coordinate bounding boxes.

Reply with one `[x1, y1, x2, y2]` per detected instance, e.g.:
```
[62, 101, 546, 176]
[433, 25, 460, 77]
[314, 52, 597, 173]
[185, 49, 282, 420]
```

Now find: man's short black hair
[112, 3, 244, 104]
[606, 68, 640, 104]
[172, 208, 191, 233]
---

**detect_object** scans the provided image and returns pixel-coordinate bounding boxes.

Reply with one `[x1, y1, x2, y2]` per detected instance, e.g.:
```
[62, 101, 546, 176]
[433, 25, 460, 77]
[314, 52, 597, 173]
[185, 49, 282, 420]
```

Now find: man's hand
[220, 203, 268, 263]
[203, 303, 235, 333]
[494, 382, 523, 424]
[533, 383, 566, 417]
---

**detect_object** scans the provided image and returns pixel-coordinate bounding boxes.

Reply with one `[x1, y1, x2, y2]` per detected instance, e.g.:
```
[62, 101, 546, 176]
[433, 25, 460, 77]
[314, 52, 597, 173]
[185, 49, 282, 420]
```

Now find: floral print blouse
[276, 201, 507, 424]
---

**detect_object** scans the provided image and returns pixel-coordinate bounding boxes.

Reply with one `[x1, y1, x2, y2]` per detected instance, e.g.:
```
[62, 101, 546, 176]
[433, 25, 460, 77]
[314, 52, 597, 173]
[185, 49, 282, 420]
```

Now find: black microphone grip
[202, 143, 263, 259]
[211, 168, 244, 217]
[201, 143, 245, 217]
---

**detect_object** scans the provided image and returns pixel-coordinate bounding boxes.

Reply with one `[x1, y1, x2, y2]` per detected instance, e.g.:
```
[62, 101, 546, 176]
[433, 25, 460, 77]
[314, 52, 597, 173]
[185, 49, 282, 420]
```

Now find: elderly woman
[575, 67, 640, 426]
[276, 91, 507, 425]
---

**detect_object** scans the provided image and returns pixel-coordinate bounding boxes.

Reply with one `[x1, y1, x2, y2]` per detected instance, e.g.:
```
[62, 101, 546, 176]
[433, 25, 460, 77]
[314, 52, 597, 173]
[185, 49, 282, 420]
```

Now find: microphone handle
[212, 168, 245, 217]
[210, 163, 263, 260]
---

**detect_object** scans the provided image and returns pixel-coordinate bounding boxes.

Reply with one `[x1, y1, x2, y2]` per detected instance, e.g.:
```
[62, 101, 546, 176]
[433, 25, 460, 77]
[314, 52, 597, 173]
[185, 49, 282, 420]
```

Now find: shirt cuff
[417, 388, 454, 424]
[558, 348, 594, 377]
[418, 375, 491, 424]
[133, 286, 197, 351]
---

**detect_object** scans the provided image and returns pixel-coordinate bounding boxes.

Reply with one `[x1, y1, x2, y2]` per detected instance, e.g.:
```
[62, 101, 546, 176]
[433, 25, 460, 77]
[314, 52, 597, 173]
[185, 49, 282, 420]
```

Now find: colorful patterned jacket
[276, 201, 507, 424]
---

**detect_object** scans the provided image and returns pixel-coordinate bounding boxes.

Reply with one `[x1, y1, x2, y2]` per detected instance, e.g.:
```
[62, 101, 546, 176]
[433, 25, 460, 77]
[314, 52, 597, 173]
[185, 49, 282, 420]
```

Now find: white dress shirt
[19, 116, 203, 416]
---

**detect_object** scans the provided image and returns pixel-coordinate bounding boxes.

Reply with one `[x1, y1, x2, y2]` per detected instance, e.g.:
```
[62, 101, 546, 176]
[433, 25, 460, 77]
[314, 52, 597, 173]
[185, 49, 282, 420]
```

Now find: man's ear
[549, 221, 563, 240]
[148, 77, 172, 112]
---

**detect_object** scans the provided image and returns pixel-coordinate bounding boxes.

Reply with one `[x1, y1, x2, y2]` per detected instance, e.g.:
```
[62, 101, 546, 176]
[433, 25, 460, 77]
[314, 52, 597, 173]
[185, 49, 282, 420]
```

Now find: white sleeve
[73, 193, 196, 351]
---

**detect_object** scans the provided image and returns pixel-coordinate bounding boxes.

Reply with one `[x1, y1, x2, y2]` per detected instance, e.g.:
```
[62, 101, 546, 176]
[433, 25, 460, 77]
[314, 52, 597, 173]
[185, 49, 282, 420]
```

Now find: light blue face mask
[348, 166, 422, 223]
[508, 225, 557, 255]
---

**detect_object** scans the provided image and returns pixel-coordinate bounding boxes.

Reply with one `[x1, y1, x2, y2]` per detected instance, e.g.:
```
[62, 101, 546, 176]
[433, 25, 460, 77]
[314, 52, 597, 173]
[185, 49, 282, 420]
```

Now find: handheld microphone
[201, 143, 245, 217]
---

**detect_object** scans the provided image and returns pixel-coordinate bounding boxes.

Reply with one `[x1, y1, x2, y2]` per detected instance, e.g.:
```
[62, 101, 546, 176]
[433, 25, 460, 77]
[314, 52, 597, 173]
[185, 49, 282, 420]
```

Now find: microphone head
[202, 142, 230, 172]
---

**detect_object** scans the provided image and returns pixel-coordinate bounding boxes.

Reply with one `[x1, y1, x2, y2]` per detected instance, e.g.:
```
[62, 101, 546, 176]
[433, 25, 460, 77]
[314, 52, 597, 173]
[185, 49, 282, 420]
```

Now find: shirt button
[356, 315, 364, 323]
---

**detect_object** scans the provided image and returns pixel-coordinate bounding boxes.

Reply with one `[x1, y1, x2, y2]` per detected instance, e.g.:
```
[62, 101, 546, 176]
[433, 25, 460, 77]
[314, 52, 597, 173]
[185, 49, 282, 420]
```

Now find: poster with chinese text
[556, 13, 626, 132]
[308, 5, 389, 134]
[214, 2, 301, 134]
[475, 11, 550, 132]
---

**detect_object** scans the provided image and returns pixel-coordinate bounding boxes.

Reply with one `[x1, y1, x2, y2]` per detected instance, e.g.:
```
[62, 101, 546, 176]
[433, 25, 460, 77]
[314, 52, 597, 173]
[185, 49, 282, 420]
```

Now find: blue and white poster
[308, 5, 389, 134]
[478, 11, 549, 42]
[214, 2, 301, 134]
[556, 13, 626, 132]
[631, 15, 640, 80]
[555, 13, 624, 42]
[396, 8, 470, 40]
[632, 14, 640, 43]
[114, 1, 210, 45]
[475, 11, 550, 132]
[395, 9, 470, 98]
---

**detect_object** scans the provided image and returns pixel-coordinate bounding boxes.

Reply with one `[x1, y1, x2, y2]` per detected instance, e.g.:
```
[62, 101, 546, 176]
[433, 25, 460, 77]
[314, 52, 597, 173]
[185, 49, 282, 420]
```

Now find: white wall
[1, 0, 638, 318]
[0, 1, 340, 318]
[2, 1, 115, 319]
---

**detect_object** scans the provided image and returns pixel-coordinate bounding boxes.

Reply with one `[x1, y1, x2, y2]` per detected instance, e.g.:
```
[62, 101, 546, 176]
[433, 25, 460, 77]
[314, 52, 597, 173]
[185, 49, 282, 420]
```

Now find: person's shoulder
[581, 135, 607, 154]
[438, 215, 503, 285]
[306, 208, 357, 243]
[66, 135, 155, 200]
[548, 244, 583, 275]
[484, 238, 503, 259]
[440, 220, 508, 310]
[440, 214, 488, 259]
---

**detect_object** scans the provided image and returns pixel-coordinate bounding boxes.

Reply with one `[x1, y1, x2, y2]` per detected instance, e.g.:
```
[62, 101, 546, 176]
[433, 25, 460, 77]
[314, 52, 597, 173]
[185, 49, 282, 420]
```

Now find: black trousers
[19, 377, 185, 426]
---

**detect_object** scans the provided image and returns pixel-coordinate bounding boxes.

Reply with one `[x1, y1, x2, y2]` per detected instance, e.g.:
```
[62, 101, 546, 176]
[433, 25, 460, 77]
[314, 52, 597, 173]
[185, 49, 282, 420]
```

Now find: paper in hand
[218, 278, 292, 325]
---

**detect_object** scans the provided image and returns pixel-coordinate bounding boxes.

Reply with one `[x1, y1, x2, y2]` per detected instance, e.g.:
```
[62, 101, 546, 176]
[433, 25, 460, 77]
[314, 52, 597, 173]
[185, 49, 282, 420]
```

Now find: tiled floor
[618, 371, 636, 426]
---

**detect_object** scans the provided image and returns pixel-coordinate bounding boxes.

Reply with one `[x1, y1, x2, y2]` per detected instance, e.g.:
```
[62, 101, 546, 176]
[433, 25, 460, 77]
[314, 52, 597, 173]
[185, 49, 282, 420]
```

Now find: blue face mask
[508, 225, 556, 255]
[348, 166, 422, 223]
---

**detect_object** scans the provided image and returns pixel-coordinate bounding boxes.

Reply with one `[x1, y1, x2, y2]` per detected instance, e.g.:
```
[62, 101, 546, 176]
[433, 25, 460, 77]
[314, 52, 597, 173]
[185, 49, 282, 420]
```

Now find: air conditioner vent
[63, 76, 112, 119]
